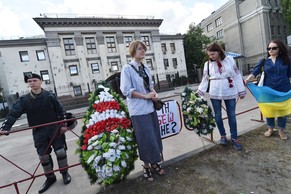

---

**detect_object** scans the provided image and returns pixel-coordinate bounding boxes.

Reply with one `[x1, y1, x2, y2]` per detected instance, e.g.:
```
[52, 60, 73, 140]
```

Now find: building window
[207, 23, 213, 32]
[141, 36, 150, 49]
[85, 37, 97, 54]
[63, 38, 76, 56]
[110, 61, 119, 72]
[284, 26, 287, 35]
[40, 70, 50, 84]
[172, 58, 177, 69]
[170, 43, 176, 53]
[166, 74, 171, 82]
[73, 86, 82, 96]
[19, 51, 29, 62]
[215, 17, 222, 27]
[124, 36, 133, 47]
[152, 75, 155, 85]
[91, 63, 99, 74]
[161, 43, 167, 53]
[106, 36, 117, 53]
[146, 59, 154, 70]
[271, 25, 275, 35]
[217, 30, 223, 39]
[36, 50, 46, 61]
[69, 65, 78, 76]
[164, 59, 169, 69]
[277, 26, 281, 35]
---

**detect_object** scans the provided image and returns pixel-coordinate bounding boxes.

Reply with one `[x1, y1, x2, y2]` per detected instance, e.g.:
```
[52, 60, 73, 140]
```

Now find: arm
[49, 92, 66, 120]
[245, 59, 265, 83]
[120, 65, 136, 99]
[232, 63, 246, 98]
[196, 61, 209, 96]
[0, 97, 25, 135]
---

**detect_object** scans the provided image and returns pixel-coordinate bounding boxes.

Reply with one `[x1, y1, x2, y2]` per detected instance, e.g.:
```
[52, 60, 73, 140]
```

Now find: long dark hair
[268, 39, 291, 65]
[206, 43, 226, 61]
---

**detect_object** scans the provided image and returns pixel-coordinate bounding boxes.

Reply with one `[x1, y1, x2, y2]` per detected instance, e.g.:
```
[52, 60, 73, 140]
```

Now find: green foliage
[183, 23, 215, 70]
[78, 83, 138, 186]
[180, 87, 216, 136]
[282, 0, 291, 34]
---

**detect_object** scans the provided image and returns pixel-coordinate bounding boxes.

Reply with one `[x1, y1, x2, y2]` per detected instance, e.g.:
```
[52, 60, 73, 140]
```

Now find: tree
[282, 0, 291, 34]
[183, 23, 215, 83]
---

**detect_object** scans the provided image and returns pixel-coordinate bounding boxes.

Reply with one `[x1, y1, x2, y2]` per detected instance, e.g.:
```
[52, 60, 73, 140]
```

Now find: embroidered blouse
[197, 56, 246, 100]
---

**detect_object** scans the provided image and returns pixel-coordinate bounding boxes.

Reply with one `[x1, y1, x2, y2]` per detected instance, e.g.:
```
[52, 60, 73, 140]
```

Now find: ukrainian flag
[247, 83, 291, 118]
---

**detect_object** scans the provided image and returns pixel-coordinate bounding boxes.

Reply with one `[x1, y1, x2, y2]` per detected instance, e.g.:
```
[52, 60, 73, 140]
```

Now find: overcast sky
[0, 0, 229, 39]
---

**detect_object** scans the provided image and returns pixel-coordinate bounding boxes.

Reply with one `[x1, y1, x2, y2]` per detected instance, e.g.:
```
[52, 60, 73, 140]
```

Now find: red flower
[81, 145, 87, 151]
[93, 101, 120, 113]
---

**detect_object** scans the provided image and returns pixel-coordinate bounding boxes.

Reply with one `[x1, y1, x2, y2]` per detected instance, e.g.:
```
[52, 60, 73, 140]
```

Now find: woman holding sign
[120, 40, 165, 182]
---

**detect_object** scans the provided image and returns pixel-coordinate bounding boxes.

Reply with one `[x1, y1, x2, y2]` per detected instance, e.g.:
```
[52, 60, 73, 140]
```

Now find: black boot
[62, 171, 71, 185]
[38, 175, 57, 193]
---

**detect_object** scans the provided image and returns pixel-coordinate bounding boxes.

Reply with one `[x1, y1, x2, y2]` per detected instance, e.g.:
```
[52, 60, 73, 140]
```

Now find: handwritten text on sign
[156, 100, 181, 139]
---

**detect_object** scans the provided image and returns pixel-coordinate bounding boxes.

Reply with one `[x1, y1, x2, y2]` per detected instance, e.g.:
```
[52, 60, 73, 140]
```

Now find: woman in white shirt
[120, 40, 165, 181]
[197, 43, 246, 150]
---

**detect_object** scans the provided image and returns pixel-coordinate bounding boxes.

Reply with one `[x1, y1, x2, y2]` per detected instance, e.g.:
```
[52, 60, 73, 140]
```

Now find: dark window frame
[85, 37, 97, 54]
[63, 38, 76, 56]
[91, 63, 100, 74]
[73, 85, 82, 96]
[36, 50, 46, 61]
[124, 36, 133, 47]
[69, 65, 78, 76]
[19, 51, 29, 62]
[106, 36, 117, 53]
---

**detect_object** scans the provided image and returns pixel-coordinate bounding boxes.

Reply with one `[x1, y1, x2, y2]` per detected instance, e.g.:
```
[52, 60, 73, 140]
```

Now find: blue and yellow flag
[247, 83, 291, 118]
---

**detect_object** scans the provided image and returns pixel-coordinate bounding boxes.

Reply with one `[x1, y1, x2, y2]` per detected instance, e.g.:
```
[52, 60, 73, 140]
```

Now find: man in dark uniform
[0, 73, 71, 193]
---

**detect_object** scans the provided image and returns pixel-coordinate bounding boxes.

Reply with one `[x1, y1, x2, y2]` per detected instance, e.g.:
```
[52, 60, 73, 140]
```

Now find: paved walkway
[0, 83, 265, 194]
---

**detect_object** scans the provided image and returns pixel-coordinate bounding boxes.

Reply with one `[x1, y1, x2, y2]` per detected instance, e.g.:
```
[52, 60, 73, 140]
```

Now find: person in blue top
[120, 40, 165, 182]
[246, 39, 291, 140]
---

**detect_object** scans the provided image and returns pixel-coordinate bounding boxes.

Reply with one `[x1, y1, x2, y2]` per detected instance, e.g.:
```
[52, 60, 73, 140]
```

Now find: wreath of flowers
[77, 84, 138, 186]
[181, 87, 216, 136]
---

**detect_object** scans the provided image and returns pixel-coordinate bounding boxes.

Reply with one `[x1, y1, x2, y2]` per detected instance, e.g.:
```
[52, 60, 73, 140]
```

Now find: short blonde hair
[128, 40, 147, 57]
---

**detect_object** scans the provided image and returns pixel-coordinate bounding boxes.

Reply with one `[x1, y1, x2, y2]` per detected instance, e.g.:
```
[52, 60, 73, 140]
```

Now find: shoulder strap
[261, 58, 265, 72]
[207, 61, 210, 77]
[130, 63, 150, 91]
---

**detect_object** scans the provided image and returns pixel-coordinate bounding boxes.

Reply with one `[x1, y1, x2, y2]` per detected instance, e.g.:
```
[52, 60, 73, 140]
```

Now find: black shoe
[38, 176, 57, 193]
[62, 172, 71, 185]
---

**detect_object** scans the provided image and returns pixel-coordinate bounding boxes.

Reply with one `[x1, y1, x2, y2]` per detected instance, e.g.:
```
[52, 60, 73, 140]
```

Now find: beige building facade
[199, 0, 287, 74]
[0, 15, 187, 100]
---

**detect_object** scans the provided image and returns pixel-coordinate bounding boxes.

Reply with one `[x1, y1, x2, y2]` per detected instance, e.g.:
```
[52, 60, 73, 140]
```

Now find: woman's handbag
[153, 99, 165, 110]
[257, 72, 265, 86]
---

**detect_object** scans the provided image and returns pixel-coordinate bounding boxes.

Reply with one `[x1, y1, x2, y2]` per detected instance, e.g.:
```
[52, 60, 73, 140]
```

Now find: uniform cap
[24, 73, 42, 83]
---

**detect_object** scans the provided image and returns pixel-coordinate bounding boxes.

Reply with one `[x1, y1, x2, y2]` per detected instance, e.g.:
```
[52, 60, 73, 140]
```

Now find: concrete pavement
[0, 83, 265, 194]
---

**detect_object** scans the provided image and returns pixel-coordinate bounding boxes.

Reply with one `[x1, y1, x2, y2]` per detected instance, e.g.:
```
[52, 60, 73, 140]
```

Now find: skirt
[131, 111, 163, 163]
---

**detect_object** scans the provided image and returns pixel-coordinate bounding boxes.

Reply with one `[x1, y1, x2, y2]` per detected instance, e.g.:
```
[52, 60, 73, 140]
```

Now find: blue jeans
[211, 98, 238, 140]
[266, 117, 287, 129]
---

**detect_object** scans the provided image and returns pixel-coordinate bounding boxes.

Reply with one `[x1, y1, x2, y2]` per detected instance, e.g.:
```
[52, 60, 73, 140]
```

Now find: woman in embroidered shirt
[197, 43, 246, 150]
[246, 39, 291, 140]
[120, 40, 165, 181]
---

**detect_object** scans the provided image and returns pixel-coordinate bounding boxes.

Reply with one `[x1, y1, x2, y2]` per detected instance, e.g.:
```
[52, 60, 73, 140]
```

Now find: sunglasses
[267, 47, 278, 51]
